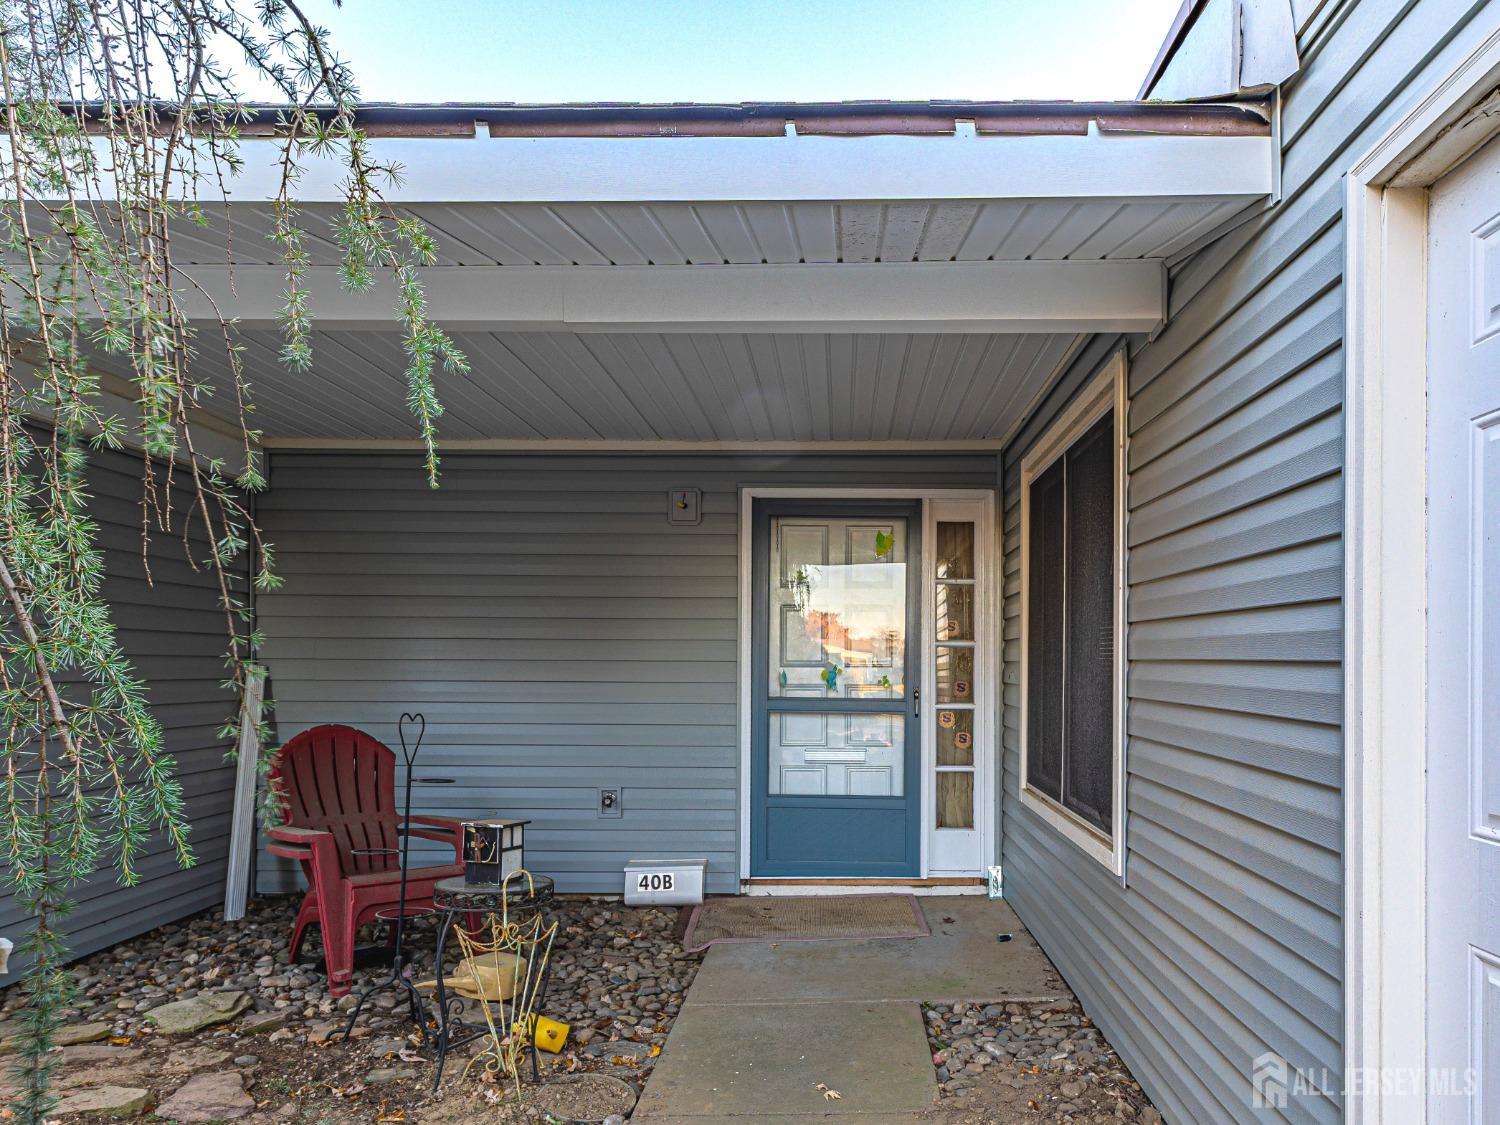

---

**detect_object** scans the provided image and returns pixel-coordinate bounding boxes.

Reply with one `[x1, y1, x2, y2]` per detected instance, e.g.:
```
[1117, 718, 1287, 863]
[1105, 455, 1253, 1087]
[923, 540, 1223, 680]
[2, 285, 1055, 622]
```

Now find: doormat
[681, 894, 929, 952]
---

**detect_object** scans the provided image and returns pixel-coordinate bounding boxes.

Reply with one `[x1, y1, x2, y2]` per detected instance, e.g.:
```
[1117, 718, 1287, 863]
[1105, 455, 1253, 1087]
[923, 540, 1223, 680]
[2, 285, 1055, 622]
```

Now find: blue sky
[290, 0, 1182, 103]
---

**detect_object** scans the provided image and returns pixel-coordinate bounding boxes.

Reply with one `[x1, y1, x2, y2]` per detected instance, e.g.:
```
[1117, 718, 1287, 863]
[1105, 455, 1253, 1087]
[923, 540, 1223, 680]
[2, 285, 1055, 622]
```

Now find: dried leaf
[397, 1048, 424, 1063]
[375, 1103, 406, 1123]
[649, 1043, 662, 1058]
[815, 1083, 843, 1101]
[108, 1036, 132, 1046]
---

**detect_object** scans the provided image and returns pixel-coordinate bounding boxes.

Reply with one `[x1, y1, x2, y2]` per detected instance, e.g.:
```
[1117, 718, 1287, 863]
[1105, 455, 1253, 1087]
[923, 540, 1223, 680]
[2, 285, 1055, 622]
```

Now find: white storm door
[1426, 133, 1500, 1122]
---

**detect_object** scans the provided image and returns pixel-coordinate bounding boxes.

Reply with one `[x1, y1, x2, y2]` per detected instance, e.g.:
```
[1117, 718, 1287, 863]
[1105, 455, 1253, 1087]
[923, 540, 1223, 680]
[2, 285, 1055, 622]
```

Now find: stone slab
[0, 1021, 113, 1054]
[146, 990, 250, 1034]
[55, 1085, 150, 1116]
[684, 899, 1061, 1005]
[154, 1071, 255, 1121]
[634, 1000, 936, 1119]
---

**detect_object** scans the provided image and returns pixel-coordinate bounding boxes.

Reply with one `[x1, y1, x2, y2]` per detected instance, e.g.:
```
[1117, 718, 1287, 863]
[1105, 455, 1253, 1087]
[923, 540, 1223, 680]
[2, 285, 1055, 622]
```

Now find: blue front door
[750, 501, 922, 877]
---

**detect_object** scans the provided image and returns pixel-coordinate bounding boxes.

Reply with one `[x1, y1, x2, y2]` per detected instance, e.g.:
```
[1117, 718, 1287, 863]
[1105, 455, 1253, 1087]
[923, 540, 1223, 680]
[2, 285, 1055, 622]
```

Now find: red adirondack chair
[266, 724, 466, 996]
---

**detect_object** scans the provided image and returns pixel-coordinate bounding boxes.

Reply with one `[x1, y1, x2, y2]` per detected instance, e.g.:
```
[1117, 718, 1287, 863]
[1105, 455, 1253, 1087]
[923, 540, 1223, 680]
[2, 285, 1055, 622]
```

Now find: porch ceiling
[197, 328, 1083, 446]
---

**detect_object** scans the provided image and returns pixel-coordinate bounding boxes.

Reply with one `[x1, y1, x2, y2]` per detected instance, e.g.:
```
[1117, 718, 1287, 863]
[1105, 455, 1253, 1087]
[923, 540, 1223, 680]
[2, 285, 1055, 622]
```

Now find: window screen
[1025, 408, 1116, 832]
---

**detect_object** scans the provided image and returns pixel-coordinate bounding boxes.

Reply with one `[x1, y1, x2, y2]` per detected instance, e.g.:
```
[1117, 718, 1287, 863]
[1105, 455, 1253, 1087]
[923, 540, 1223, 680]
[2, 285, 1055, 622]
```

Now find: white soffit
[170, 198, 1252, 267]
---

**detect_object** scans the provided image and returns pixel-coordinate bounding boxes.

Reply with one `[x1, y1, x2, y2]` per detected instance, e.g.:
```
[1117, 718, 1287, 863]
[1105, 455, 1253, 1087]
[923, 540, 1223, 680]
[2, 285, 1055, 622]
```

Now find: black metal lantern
[462, 818, 528, 885]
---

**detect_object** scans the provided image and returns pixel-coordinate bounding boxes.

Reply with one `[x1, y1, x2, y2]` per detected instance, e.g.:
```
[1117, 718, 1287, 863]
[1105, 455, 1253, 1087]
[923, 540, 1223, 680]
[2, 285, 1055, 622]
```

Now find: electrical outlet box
[667, 488, 701, 525]
[598, 788, 623, 818]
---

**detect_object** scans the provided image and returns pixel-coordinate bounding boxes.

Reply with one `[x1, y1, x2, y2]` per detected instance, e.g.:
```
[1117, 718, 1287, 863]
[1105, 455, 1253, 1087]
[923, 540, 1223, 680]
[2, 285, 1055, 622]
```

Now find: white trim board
[133, 131, 1274, 204]
[1343, 23, 1500, 1125]
[1015, 352, 1129, 878]
[735, 487, 999, 884]
[173, 260, 1166, 335]
[741, 882, 987, 897]
[260, 438, 1012, 453]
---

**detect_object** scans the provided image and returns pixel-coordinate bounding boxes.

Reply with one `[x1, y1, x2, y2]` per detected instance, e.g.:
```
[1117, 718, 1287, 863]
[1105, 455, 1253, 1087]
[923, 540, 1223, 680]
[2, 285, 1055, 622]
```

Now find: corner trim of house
[1343, 23, 1500, 1123]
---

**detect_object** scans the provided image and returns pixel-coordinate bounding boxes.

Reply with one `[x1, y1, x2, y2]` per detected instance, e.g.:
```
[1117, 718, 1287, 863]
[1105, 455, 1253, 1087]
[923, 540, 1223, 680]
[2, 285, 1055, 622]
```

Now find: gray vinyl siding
[999, 4, 1500, 1123]
[0, 447, 237, 980]
[254, 450, 998, 896]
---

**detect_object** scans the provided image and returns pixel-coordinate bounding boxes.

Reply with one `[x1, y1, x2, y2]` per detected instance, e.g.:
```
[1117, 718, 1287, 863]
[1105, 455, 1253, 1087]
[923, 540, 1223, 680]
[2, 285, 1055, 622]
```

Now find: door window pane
[937, 709, 975, 765]
[770, 517, 906, 698]
[936, 522, 975, 579]
[935, 645, 974, 703]
[936, 772, 974, 829]
[936, 583, 974, 641]
[769, 712, 905, 796]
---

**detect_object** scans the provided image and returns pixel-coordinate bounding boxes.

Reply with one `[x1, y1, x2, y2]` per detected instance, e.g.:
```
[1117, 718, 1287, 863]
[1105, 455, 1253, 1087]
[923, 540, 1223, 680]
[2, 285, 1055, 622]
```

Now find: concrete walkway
[635, 897, 1064, 1121]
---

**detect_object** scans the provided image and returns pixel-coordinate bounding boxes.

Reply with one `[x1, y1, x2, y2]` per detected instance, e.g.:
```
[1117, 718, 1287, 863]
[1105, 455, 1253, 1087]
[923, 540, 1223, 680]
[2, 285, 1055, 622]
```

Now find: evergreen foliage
[0, 4, 464, 1119]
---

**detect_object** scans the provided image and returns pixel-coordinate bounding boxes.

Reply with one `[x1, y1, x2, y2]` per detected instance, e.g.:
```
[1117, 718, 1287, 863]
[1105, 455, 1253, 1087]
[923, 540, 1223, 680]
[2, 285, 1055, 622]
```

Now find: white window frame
[1017, 351, 1128, 875]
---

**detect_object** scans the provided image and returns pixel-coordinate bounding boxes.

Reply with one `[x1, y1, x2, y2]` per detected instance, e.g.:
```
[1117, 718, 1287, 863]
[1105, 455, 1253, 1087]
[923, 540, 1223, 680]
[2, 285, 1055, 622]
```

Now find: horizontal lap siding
[0, 448, 236, 977]
[255, 451, 997, 896]
[1001, 2, 1500, 1121]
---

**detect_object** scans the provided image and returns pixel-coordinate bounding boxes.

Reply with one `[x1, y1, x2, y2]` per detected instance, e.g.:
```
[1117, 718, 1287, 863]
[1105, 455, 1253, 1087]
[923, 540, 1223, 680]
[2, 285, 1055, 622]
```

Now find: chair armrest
[267, 824, 333, 863]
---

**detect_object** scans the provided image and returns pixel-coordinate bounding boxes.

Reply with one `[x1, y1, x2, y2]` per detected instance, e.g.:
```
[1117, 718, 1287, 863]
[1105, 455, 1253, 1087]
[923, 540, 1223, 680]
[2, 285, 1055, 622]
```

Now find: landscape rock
[152, 1071, 255, 1121]
[60, 1044, 143, 1065]
[54, 1084, 150, 1116]
[146, 991, 250, 1034]
[55, 1062, 155, 1092]
[159, 1045, 233, 1073]
[365, 1065, 419, 1084]
[237, 1009, 292, 1034]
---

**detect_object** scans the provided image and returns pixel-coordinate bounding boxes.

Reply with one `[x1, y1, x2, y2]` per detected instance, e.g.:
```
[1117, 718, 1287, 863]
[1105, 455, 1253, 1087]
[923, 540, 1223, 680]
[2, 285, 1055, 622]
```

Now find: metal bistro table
[428, 872, 556, 1091]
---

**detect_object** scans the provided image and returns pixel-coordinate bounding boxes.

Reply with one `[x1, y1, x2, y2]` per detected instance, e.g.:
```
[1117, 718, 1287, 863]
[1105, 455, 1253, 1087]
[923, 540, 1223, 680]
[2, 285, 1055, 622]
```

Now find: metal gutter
[68, 97, 1271, 139]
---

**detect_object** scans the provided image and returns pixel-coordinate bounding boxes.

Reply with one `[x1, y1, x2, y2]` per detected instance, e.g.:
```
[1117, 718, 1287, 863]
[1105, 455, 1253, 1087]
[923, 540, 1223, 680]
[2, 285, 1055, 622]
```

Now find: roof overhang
[54, 99, 1280, 446]
[152, 100, 1274, 337]
[202, 106, 1272, 204]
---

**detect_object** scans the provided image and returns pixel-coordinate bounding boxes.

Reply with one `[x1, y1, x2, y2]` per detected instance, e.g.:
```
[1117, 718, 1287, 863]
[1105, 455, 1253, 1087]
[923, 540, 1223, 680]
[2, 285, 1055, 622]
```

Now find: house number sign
[636, 871, 675, 893]
[623, 858, 707, 906]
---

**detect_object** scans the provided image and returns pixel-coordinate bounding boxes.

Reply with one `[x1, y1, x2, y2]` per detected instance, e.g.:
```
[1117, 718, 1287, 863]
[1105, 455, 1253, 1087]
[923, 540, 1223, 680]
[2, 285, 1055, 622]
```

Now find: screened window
[1024, 407, 1118, 835]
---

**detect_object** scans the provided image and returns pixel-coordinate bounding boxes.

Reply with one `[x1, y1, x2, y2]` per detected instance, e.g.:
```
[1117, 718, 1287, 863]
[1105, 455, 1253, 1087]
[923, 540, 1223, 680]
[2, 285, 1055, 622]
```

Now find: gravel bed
[917, 998, 1162, 1123]
[0, 894, 700, 1123]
